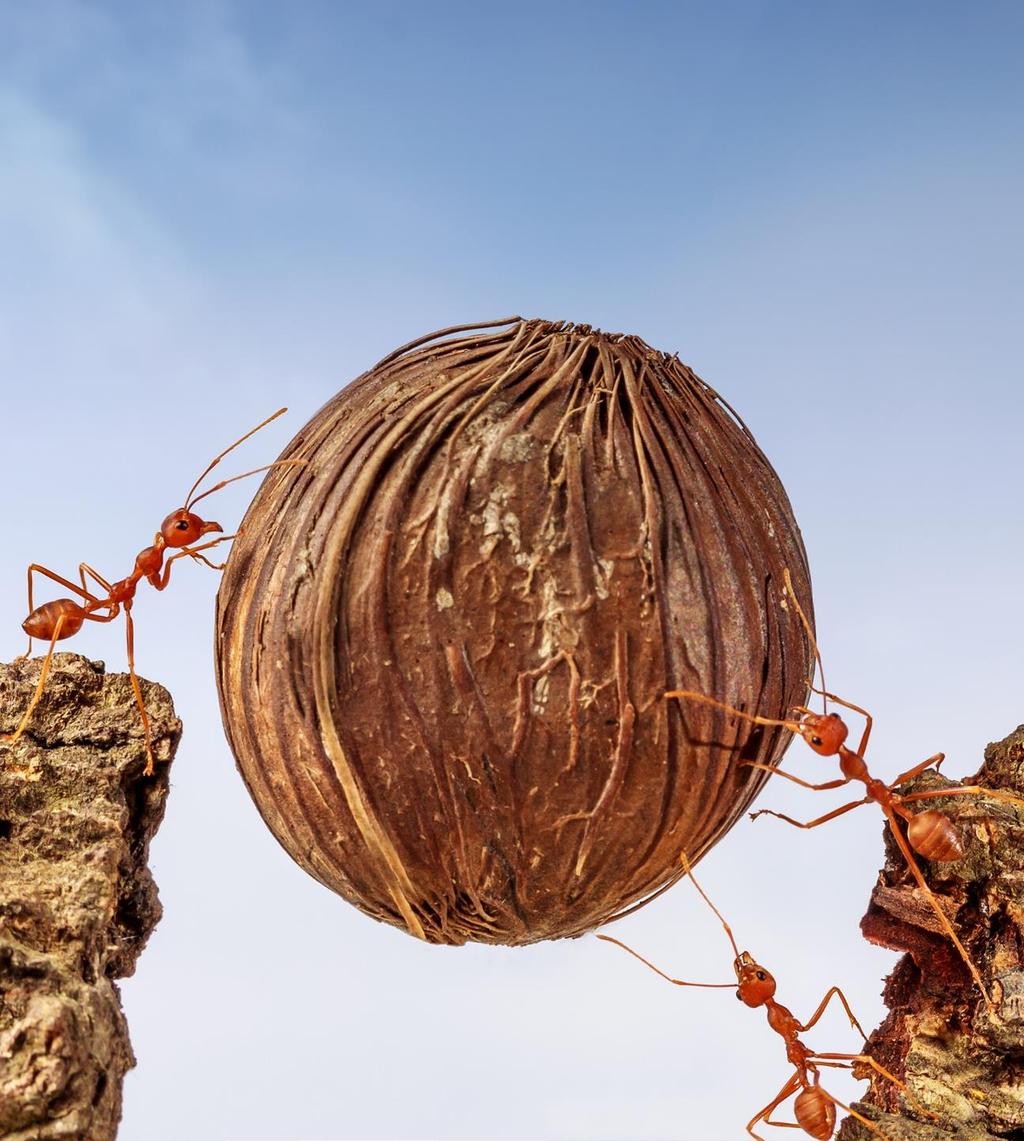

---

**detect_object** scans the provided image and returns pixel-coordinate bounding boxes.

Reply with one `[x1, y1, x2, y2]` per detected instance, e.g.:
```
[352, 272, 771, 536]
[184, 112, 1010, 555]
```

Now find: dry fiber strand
[839, 723, 1024, 1139]
[217, 317, 815, 945]
[0, 653, 179, 1141]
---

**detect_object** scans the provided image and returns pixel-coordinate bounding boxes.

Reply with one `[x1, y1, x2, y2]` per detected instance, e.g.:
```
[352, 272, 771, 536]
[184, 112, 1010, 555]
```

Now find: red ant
[599, 854, 932, 1140]
[666, 569, 1023, 1010]
[2, 408, 297, 777]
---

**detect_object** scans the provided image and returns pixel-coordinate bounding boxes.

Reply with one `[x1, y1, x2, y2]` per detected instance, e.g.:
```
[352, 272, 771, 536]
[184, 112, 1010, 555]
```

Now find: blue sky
[1, 4, 1022, 1140]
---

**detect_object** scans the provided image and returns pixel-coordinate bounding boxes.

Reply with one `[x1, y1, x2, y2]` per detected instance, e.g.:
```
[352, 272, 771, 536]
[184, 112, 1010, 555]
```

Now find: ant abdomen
[907, 808, 964, 861]
[23, 599, 85, 642]
[794, 1085, 835, 1139]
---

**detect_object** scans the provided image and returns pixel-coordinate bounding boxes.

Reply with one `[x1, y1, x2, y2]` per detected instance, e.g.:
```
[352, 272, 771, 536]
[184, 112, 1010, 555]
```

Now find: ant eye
[176, 521, 190, 530]
[735, 990, 742, 1001]
[811, 736, 822, 746]
[756, 970, 766, 980]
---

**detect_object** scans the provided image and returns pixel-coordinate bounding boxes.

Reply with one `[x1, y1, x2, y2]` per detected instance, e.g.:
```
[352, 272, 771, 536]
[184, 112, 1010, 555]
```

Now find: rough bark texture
[0, 653, 180, 1141]
[840, 724, 1024, 1139]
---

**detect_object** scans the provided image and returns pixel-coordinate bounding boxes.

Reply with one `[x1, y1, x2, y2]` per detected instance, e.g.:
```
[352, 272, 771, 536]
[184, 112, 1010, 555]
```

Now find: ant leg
[792, 1065, 886, 1136]
[186, 547, 232, 571]
[176, 534, 236, 573]
[814, 1090, 884, 1138]
[750, 798, 870, 828]
[810, 1053, 937, 1121]
[78, 562, 112, 597]
[183, 534, 236, 557]
[123, 608, 155, 776]
[20, 565, 35, 659]
[4, 613, 68, 760]
[882, 805, 993, 1008]
[27, 563, 102, 604]
[742, 760, 852, 792]
[891, 752, 946, 787]
[19, 563, 103, 659]
[149, 535, 236, 590]
[745, 1072, 802, 1141]
[798, 986, 868, 1039]
[761, 1101, 820, 1132]
[899, 784, 1024, 811]
[5, 603, 121, 767]
[756, 1115, 803, 1132]
[595, 935, 733, 990]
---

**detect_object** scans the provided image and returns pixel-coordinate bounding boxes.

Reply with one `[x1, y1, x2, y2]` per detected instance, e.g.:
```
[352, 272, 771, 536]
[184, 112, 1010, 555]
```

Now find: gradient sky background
[1, 4, 1022, 1140]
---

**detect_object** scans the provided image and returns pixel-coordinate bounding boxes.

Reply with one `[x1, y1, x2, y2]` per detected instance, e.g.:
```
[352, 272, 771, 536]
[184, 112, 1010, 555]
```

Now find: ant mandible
[666, 569, 1023, 1010]
[2, 407, 297, 777]
[599, 854, 932, 1140]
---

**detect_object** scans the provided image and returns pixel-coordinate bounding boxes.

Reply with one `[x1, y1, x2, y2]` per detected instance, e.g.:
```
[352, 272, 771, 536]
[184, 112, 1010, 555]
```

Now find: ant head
[795, 711, 848, 756]
[161, 508, 223, 549]
[733, 951, 776, 1007]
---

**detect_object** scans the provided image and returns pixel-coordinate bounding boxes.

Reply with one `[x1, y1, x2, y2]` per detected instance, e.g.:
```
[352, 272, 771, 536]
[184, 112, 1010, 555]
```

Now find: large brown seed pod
[216, 318, 812, 946]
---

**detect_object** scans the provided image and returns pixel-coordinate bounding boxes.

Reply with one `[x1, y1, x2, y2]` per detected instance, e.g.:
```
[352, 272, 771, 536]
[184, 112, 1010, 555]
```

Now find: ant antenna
[679, 852, 741, 961]
[595, 934, 734, 989]
[596, 852, 740, 989]
[184, 407, 288, 510]
[782, 567, 828, 715]
[187, 459, 305, 510]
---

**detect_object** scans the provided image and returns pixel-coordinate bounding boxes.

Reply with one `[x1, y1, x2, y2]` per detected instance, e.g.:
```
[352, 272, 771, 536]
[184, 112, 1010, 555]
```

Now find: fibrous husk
[216, 317, 814, 945]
